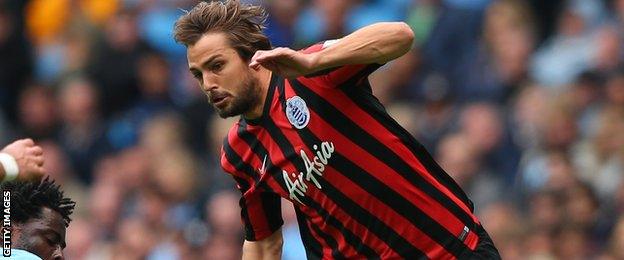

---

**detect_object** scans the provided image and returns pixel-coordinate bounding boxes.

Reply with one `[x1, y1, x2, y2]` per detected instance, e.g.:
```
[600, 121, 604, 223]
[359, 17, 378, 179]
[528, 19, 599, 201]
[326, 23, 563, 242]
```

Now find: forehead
[187, 32, 238, 65]
[23, 207, 66, 236]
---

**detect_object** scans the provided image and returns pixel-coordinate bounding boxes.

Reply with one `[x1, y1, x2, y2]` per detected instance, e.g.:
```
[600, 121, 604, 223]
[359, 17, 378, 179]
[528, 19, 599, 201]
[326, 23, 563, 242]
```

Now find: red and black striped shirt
[221, 42, 482, 259]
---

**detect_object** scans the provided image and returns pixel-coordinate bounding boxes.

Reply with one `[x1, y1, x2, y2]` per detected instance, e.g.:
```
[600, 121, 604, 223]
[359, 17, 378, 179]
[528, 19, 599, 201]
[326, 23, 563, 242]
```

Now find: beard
[213, 71, 261, 119]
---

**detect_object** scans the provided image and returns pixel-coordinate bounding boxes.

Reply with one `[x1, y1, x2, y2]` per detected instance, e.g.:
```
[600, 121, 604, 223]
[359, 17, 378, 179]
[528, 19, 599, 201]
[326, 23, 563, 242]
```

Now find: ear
[10, 224, 23, 244]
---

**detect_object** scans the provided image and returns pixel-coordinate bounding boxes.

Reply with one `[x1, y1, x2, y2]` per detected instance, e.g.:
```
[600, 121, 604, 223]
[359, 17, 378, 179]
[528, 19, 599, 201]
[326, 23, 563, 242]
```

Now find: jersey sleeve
[239, 191, 283, 241]
[220, 147, 284, 241]
[300, 40, 384, 88]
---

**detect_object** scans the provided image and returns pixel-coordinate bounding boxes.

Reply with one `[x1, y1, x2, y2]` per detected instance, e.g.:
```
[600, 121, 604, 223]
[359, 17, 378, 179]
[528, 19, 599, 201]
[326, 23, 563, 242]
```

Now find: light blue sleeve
[1, 249, 42, 260]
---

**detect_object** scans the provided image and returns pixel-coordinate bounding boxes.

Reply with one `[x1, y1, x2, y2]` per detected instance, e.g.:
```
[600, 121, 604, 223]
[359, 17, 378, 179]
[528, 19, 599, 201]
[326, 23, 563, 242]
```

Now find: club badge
[286, 96, 310, 129]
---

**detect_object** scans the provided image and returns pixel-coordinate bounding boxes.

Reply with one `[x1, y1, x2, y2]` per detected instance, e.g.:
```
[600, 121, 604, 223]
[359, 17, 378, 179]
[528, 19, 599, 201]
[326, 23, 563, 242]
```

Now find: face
[187, 32, 261, 118]
[13, 207, 67, 260]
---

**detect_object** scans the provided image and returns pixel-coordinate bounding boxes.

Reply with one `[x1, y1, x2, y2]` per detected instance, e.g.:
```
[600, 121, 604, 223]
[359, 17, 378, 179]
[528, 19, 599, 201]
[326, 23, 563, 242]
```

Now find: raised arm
[306, 22, 415, 70]
[242, 228, 283, 260]
[249, 22, 415, 78]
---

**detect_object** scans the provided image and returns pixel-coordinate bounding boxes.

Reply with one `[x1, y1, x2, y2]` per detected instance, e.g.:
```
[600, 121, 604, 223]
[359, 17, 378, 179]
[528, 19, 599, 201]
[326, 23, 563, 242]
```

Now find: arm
[242, 228, 283, 260]
[306, 21, 415, 71]
[0, 139, 46, 182]
[249, 22, 415, 78]
[221, 141, 284, 259]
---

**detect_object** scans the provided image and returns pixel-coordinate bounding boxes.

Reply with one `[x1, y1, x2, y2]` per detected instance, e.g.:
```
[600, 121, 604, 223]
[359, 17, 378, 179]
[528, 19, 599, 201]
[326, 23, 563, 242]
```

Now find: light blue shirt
[1, 249, 42, 260]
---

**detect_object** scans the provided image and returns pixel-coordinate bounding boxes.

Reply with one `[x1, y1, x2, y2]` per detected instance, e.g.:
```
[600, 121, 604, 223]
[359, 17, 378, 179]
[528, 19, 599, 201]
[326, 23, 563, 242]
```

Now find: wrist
[0, 153, 19, 182]
[304, 52, 323, 74]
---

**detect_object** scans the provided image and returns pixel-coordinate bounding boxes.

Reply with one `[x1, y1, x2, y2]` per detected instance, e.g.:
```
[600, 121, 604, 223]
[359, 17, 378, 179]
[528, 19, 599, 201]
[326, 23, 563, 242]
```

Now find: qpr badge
[286, 96, 310, 129]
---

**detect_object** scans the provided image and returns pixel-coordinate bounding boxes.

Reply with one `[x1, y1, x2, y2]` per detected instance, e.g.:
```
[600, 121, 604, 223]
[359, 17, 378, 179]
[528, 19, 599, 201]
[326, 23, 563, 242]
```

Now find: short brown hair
[173, 0, 271, 61]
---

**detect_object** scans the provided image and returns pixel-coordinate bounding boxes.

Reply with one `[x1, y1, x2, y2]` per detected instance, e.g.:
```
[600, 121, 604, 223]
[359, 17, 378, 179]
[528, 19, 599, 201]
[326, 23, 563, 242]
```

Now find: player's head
[3, 177, 76, 260]
[174, 0, 271, 118]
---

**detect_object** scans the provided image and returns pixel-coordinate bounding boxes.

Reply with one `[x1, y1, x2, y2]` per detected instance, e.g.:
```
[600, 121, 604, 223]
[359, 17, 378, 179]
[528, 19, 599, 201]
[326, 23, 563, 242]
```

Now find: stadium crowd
[0, 0, 623, 259]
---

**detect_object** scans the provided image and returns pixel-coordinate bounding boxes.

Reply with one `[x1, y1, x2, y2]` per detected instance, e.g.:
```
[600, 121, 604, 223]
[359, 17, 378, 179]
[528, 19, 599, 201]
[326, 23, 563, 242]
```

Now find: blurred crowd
[0, 0, 623, 259]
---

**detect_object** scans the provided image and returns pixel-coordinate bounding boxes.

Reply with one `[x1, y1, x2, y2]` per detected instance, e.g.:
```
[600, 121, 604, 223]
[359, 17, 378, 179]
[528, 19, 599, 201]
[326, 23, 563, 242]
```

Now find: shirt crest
[286, 96, 310, 129]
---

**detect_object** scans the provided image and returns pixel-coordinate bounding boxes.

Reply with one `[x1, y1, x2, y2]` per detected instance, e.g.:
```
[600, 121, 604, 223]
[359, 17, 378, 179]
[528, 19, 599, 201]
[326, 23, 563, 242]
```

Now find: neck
[243, 67, 272, 119]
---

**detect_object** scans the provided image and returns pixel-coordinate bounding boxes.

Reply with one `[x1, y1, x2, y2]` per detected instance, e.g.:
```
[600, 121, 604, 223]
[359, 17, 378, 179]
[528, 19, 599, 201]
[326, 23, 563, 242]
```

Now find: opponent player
[1, 177, 75, 259]
[174, 1, 500, 259]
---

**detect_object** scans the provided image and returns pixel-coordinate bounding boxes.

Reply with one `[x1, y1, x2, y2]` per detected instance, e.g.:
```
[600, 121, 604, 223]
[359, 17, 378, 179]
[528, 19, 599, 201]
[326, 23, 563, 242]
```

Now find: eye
[211, 62, 223, 72]
[45, 236, 57, 247]
[191, 71, 203, 84]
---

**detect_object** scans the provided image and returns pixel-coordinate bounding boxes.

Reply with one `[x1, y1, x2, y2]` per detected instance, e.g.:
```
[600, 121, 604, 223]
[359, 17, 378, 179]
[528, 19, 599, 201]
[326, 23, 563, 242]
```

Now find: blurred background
[1, 0, 623, 259]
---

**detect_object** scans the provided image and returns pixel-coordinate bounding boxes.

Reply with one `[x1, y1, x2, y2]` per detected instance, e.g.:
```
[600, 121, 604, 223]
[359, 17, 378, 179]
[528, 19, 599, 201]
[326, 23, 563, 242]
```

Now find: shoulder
[220, 119, 245, 175]
[220, 119, 243, 157]
[299, 40, 339, 54]
[3, 249, 43, 260]
[299, 42, 323, 54]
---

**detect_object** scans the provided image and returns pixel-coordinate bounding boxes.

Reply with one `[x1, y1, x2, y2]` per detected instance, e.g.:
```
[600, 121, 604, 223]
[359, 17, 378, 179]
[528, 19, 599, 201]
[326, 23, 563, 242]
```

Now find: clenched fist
[1, 138, 46, 181]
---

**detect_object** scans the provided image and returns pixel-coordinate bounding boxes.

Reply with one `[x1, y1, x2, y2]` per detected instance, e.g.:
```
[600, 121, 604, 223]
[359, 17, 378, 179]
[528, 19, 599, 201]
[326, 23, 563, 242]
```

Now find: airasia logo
[282, 141, 335, 204]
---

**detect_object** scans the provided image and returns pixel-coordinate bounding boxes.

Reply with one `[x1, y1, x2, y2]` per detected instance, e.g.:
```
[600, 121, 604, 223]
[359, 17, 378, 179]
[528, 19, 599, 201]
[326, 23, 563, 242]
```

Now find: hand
[1, 139, 46, 181]
[249, 47, 317, 78]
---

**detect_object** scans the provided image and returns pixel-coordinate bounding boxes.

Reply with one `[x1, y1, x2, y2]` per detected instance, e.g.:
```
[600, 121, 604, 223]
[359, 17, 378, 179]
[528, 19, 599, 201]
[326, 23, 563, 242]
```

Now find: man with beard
[174, 1, 500, 259]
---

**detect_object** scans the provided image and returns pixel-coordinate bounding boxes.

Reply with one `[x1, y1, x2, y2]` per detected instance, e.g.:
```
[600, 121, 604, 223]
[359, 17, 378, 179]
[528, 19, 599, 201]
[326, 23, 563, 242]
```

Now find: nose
[202, 74, 218, 92]
[52, 246, 64, 260]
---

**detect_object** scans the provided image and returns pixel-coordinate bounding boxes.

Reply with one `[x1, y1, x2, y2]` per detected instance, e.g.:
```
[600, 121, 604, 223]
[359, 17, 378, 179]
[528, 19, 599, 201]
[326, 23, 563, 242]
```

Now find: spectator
[16, 83, 58, 140]
[56, 76, 111, 184]
[87, 9, 151, 118]
[0, 1, 32, 123]
[530, 0, 605, 87]
[454, 0, 535, 102]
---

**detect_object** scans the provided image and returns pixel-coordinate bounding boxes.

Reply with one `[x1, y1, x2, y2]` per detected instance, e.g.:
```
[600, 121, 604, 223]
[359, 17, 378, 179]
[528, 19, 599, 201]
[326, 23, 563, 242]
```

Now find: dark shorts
[462, 224, 502, 260]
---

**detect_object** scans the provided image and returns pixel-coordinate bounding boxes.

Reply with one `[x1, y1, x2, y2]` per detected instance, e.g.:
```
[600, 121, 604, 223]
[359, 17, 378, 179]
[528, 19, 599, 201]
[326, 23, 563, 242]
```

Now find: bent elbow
[265, 233, 284, 255]
[396, 22, 415, 49]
